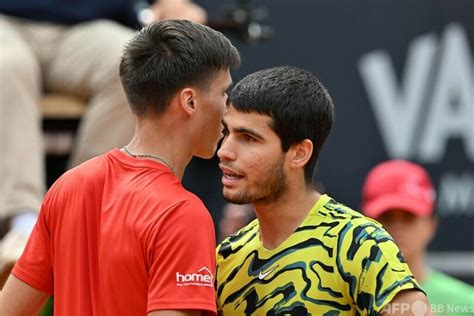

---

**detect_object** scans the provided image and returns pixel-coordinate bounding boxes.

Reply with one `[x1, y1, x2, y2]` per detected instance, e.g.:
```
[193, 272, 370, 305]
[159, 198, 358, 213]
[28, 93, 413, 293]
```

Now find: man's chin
[223, 191, 250, 205]
[194, 147, 217, 160]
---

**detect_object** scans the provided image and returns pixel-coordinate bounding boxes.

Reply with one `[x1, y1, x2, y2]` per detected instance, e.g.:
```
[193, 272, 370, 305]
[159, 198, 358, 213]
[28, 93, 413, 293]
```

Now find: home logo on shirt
[176, 266, 213, 287]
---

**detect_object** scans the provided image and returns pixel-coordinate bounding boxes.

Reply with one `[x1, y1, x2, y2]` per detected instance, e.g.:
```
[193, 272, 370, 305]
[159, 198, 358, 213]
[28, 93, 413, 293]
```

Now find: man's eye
[222, 128, 229, 136]
[243, 134, 255, 142]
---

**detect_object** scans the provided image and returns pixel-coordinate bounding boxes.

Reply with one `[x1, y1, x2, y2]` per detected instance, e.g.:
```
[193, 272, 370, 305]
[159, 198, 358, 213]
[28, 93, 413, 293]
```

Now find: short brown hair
[120, 20, 241, 117]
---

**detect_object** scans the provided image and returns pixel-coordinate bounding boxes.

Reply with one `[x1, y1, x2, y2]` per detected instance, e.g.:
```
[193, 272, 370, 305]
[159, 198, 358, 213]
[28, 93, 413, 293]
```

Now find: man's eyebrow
[233, 127, 264, 140]
[222, 118, 265, 140]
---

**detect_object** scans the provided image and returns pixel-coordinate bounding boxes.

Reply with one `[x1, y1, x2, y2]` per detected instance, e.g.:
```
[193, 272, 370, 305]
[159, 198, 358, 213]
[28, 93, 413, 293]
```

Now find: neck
[405, 254, 428, 284]
[123, 145, 176, 175]
[126, 116, 192, 179]
[254, 185, 321, 250]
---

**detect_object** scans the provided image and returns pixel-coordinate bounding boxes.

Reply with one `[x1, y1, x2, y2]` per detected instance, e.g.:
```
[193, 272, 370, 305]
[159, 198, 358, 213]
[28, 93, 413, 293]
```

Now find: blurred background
[31, 0, 473, 285]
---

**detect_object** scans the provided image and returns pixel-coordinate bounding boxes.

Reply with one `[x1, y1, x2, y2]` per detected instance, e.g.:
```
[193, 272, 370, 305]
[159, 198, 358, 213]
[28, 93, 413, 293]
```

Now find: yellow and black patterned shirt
[216, 195, 423, 315]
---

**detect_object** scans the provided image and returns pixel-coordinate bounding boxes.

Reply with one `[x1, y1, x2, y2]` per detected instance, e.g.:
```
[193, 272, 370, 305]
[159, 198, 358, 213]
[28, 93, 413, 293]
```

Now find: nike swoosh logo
[258, 265, 279, 280]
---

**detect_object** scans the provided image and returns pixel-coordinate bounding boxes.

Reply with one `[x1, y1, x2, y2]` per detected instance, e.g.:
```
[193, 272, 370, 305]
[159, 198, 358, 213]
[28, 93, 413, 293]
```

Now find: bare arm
[149, 310, 202, 316]
[0, 274, 49, 315]
[381, 289, 433, 316]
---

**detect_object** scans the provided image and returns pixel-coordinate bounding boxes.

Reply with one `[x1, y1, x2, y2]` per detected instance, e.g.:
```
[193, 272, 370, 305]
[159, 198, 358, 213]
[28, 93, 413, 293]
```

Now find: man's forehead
[224, 106, 272, 126]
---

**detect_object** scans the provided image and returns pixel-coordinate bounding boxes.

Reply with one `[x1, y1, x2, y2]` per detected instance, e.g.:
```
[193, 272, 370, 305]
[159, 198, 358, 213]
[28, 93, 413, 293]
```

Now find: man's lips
[219, 165, 244, 185]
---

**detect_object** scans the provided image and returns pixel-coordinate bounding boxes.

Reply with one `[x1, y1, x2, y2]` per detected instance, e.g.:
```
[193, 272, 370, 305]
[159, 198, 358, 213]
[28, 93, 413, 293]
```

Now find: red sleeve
[147, 199, 217, 315]
[12, 192, 54, 294]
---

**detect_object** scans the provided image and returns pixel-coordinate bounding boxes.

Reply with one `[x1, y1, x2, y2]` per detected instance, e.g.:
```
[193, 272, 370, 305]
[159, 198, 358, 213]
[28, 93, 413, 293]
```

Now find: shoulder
[55, 153, 109, 188]
[217, 219, 259, 261]
[316, 197, 415, 286]
[313, 196, 392, 250]
[42, 154, 107, 203]
[317, 200, 421, 313]
[170, 196, 212, 223]
[315, 196, 375, 224]
[144, 193, 215, 241]
[146, 198, 215, 256]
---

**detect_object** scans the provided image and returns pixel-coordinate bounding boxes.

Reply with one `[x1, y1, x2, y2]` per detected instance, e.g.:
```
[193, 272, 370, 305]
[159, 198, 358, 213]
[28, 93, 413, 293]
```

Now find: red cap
[361, 160, 436, 218]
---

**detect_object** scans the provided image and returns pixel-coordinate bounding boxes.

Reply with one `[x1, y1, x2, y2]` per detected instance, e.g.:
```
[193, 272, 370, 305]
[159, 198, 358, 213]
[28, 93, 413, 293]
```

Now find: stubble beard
[223, 155, 287, 205]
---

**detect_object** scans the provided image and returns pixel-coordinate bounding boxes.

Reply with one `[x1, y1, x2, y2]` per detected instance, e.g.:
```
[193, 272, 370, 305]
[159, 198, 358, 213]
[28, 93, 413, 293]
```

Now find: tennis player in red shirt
[0, 20, 240, 315]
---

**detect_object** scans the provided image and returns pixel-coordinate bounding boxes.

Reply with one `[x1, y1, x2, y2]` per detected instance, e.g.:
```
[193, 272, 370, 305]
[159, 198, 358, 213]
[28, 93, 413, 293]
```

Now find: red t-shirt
[13, 149, 217, 315]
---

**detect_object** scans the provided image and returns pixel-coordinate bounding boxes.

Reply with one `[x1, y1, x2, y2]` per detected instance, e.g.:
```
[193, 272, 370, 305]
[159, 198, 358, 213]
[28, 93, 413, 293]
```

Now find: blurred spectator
[218, 203, 255, 242]
[0, 0, 206, 277]
[362, 160, 474, 314]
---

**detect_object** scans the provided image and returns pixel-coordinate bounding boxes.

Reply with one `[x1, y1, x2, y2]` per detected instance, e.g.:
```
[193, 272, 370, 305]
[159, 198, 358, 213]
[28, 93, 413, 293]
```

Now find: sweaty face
[218, 106, 288, 205]
[375, 209, 436, 261]
[194, 69, 233, 159]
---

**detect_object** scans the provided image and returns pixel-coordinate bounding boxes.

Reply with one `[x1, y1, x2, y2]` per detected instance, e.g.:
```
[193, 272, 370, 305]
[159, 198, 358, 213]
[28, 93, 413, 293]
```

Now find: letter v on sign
[420, 24, 474, 163]
[358, 34, 437, 159]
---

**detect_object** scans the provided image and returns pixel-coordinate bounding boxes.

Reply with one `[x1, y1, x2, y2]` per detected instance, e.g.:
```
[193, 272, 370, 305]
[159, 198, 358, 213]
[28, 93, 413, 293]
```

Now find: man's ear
[179, 87, 197, 116]
[288, 139, 313, 168]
